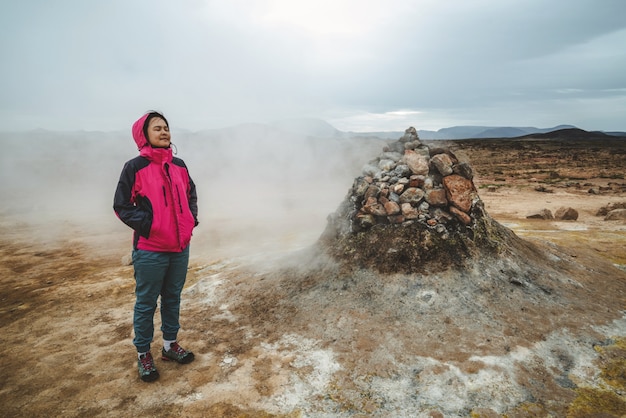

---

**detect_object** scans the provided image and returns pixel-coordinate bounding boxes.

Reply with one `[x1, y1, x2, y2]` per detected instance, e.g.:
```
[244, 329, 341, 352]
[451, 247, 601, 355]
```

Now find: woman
[114, 111, 198, 382]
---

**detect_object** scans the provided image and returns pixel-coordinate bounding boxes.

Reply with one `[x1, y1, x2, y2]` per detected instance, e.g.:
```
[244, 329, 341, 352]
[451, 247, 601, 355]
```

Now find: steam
[0, 124, 385, 260]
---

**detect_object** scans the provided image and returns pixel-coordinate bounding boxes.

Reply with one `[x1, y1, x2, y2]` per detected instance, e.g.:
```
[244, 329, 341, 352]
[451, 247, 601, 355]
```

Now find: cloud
[1, 0, 625, 131]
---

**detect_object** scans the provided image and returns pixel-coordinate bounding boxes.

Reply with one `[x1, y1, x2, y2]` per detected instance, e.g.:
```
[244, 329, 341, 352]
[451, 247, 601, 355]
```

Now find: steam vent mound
[320, 127, 522, 273]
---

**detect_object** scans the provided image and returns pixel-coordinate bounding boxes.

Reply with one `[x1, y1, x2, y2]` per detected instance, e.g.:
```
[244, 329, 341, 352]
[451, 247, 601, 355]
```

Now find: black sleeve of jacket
[189, 174, 199, 226]
[113, 160, 152, 238]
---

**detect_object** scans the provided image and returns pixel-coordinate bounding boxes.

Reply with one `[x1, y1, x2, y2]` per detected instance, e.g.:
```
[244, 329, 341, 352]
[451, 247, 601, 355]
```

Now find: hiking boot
[137, 352, 159, 382]
[162, 342, 195, 364]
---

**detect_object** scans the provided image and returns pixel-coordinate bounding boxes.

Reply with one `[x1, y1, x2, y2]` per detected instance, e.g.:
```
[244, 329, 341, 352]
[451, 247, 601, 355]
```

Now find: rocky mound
[319, 127, 524, 273]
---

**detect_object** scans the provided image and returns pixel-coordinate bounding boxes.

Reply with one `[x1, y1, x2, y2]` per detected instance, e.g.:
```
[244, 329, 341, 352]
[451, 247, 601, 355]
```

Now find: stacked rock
[319, 127, 519, 273]
[351, 127, 478, 232]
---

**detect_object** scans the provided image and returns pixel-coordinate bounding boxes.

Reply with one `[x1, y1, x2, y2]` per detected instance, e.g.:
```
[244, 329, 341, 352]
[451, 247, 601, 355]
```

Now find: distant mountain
[603, 131, 626, 137]
[472, 127, 529, 138]
[413, 124, 579, 139]
[517, 128, 615, 140]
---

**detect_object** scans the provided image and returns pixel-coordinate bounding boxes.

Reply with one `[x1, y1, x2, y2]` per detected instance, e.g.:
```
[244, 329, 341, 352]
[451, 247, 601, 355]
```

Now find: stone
[526, 209, 554, 220]
[554, 207, 578, 221]
[384, 201, 401, 216]
[378, 159, 396, 171]
[402, 150, 430, 176]
[400, 126, 420, 144]
[401, 203, 419, 219]
[453, 162, 474, 180]
[409, 175, 425, 188]
[443, 175, 476, 213]
[392, 183, 405, 195]
[605, 209, 626, 221]
[432, 208, 453, 222]
[387, 141, 406, 154]
[450, 206, 472, 225]
[393, 164, 412, 178]
[535, 185, 553, 193]
[399, 187, 425, 205]
[363, 201, 387, 217]
[353, 178, 370, 197]
[431, 153, 454, 176]
[425, 188, 448, 207]
[355, 213, 376, 229]
[596, 202, 626, 216]
[364, 185, 380, 200]
[413, 146, 431, 158]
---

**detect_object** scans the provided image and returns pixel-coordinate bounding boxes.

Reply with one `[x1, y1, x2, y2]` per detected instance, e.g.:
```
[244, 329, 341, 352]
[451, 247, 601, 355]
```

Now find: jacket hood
[132, 114, 150, 150]
[132, 113, 173, 163]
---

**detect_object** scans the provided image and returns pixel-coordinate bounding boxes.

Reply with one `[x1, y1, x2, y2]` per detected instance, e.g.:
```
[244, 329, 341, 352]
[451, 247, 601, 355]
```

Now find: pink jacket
[114, 114, 198, 252]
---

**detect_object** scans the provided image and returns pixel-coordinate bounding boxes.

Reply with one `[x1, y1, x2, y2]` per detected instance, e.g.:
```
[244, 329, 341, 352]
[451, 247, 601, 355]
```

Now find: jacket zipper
[162, 186, 168, 207]
[164, 163, 182, 249]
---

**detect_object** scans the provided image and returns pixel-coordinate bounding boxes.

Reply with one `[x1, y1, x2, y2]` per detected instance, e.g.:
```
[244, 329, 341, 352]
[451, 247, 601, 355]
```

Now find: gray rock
[431, 153, 454, 176]
[526, 209, 554, 220]
[399, 188, 425, 205]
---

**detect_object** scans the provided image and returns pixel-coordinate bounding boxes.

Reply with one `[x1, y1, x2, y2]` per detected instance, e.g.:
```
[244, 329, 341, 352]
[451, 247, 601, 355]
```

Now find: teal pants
[132, 246, 190, 353]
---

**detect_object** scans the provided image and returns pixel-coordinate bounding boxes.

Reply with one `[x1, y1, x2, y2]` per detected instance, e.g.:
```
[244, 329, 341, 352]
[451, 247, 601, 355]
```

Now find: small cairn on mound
[319, 127, 521, 273]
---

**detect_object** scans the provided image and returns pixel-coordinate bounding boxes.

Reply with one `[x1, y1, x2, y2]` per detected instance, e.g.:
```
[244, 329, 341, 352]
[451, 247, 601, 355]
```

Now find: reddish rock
[443, 175, 476, 213]
[427, 219, 438, 226]
[450, 206, 472, 225]
[401, 203, 419, 219]
[409, 175, 425, 188]
[364, 185, 380, 200]
[364, 204, 387, 217]
[384, 201, 401, 216]
[425, 188, 448, 207]
[363, 197, 387, 216]
[403, 150, 430, 176]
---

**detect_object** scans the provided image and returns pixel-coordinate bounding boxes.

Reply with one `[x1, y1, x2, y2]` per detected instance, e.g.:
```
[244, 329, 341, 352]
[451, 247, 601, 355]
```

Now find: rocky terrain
[1, 128, 625, 417]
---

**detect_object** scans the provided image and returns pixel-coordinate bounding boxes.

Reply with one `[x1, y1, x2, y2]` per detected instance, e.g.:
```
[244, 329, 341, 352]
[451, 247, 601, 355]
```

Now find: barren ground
[1, 137, 625, 417]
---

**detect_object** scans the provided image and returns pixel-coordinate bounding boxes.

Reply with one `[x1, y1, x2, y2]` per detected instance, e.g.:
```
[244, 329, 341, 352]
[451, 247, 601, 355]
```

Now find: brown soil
[1, 137, 625, 417]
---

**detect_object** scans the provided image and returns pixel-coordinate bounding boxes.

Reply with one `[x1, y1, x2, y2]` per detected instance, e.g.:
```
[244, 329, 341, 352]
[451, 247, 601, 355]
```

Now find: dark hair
[142, 111, 169, 140]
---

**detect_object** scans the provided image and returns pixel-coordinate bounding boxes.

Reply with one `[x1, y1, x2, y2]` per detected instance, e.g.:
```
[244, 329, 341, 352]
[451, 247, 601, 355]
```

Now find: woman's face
[146, 117, 171, 148]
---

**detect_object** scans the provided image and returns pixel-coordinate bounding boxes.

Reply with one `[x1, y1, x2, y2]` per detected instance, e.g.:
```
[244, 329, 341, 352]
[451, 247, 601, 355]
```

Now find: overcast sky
[2, 0, 625, 132]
